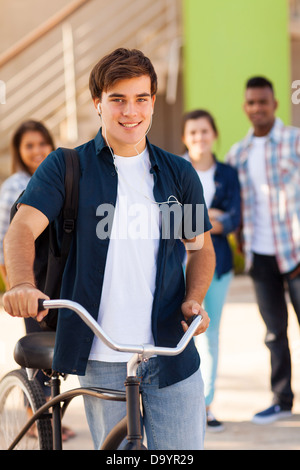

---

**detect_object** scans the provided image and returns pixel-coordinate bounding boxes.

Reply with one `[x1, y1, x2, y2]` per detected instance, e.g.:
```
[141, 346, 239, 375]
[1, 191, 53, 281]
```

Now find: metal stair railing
[0, 0, 182, 160]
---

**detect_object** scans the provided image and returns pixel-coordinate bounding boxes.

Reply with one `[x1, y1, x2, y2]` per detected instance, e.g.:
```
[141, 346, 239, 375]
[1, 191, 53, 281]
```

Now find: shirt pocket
[278, 157, 300, 204]
[279, 157, 299, 185]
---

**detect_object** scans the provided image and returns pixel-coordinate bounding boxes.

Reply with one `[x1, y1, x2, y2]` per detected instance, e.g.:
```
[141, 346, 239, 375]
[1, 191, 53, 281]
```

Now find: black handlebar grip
[186, 314, 199, 326]
[38, 299, 46, 312]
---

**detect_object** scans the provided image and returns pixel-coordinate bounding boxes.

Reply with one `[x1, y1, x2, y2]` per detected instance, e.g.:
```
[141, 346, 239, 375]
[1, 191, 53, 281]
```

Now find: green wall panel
[182, 0, 291, 159]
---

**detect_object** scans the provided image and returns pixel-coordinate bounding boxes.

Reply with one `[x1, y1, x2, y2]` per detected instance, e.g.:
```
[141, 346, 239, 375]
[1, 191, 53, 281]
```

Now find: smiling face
[244, 87, 277, 134]
[93, 75, 155, 156]
[182, 117, 217, 159]
[19, 131, 53, 174]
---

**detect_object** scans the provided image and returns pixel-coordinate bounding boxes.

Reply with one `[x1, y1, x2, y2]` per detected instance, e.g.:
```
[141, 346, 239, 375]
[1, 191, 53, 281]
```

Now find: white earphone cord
[97, 104, 182, 207]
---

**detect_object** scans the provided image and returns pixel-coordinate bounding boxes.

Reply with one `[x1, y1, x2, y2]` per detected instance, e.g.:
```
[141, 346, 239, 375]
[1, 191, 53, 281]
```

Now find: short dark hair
[181, 109, 219, 137]
[89, 48, 158, 100]
[11, 120, 55, 174]
[246, 76, 274, 93]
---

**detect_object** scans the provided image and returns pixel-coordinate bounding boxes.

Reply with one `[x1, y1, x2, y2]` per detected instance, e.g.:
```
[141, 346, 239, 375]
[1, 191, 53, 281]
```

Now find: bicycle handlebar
[39, 299, 202, 362]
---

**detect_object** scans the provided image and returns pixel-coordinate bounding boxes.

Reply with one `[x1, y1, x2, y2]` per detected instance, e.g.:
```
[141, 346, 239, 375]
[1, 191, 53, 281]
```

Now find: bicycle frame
[42, 299, 202, 450]
[7, 379, 126, 450]
[8, 300, 202, 450]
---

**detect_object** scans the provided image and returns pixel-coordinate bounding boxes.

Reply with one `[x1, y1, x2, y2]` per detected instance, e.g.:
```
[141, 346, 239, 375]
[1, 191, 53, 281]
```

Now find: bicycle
[0, 299, 202, 450]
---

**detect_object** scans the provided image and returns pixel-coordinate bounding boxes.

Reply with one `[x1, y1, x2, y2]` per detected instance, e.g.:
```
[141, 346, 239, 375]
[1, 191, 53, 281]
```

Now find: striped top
[0, 171, 30, 264]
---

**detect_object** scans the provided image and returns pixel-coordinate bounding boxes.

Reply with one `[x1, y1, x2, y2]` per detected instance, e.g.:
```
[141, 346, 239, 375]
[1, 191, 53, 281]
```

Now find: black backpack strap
[41, 148, 80, 329]
[60, 148, 80, 259]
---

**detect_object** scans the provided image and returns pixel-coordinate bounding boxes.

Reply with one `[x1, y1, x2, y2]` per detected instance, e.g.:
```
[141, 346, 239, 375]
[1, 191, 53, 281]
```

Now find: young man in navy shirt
[3, 48, 215, 449]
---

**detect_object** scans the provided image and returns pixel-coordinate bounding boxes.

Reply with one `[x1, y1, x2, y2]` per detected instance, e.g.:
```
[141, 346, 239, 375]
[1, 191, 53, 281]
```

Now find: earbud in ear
[97, 103, 102, 116]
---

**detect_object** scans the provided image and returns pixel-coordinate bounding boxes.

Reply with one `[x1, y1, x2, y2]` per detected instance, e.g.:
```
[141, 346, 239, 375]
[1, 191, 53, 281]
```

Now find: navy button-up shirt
[210, 160, 241, 278]
[181, 153, 241, 278]
[20, 129, 211, 388]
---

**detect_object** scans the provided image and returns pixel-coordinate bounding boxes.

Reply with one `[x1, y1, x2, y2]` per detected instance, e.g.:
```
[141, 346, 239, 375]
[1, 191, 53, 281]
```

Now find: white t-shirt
[89, 147, 160, 362]
[247, 136, 276, 255]
[196, 164, 216, 208]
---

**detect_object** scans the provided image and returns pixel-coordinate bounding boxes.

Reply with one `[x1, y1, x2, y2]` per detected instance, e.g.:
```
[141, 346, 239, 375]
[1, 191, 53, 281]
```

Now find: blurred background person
[0, 119, 75, 440]
[227, 77, 300, 424]
[0, 120, 54, 289]
[181, 109, 241, 431]
[0, 120, 75, 439]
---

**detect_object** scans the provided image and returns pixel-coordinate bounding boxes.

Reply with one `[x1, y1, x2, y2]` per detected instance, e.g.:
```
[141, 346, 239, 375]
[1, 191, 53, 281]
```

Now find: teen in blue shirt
[3, 49, 215, 450]
[182, 109, 241, 432]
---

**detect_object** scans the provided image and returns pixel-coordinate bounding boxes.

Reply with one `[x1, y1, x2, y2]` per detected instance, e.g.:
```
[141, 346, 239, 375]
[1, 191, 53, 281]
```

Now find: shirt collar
[94, 127, 109, 155]
[243, 117, 284, 148]
[268, 117, 284, 143]
[146, 138, 160, 173]
[94, 127, 160, 172]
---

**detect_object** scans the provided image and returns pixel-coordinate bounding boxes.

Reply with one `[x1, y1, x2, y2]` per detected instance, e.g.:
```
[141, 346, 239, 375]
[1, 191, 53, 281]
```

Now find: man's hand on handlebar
[3, 287, 210, 336]
[3, 283, 49, 323]
[181, 300, 210, 336]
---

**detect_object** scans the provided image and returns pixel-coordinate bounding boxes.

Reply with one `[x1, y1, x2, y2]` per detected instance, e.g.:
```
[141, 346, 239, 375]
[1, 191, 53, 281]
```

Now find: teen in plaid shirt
[227, 76, 300, 424]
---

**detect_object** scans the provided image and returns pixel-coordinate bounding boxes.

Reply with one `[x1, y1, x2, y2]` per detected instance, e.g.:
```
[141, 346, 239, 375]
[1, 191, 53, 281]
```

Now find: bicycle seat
[14, 332, 56, 370]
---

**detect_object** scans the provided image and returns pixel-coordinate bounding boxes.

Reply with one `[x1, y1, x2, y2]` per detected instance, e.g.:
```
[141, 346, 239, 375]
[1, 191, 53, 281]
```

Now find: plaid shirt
[226, 118, 300, 274]
[0, 171, 30, 264]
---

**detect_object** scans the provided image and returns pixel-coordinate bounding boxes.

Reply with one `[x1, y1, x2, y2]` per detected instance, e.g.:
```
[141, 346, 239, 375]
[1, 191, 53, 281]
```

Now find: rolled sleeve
[216, 211, 237, 235]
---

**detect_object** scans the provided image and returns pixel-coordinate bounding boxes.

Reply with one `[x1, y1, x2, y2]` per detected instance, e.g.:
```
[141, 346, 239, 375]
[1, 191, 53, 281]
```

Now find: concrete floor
[0, 275, 299, 450]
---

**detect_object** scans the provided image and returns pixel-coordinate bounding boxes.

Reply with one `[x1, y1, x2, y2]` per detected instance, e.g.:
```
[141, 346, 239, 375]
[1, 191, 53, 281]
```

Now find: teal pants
[195, 270, 233, 407]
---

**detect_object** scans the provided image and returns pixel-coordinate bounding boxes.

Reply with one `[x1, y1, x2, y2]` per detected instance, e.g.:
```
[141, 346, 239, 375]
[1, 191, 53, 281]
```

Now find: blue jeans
[195, 271, 233, 407]
[78, 357, 205, 450]
[250, 253, 300, 409]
